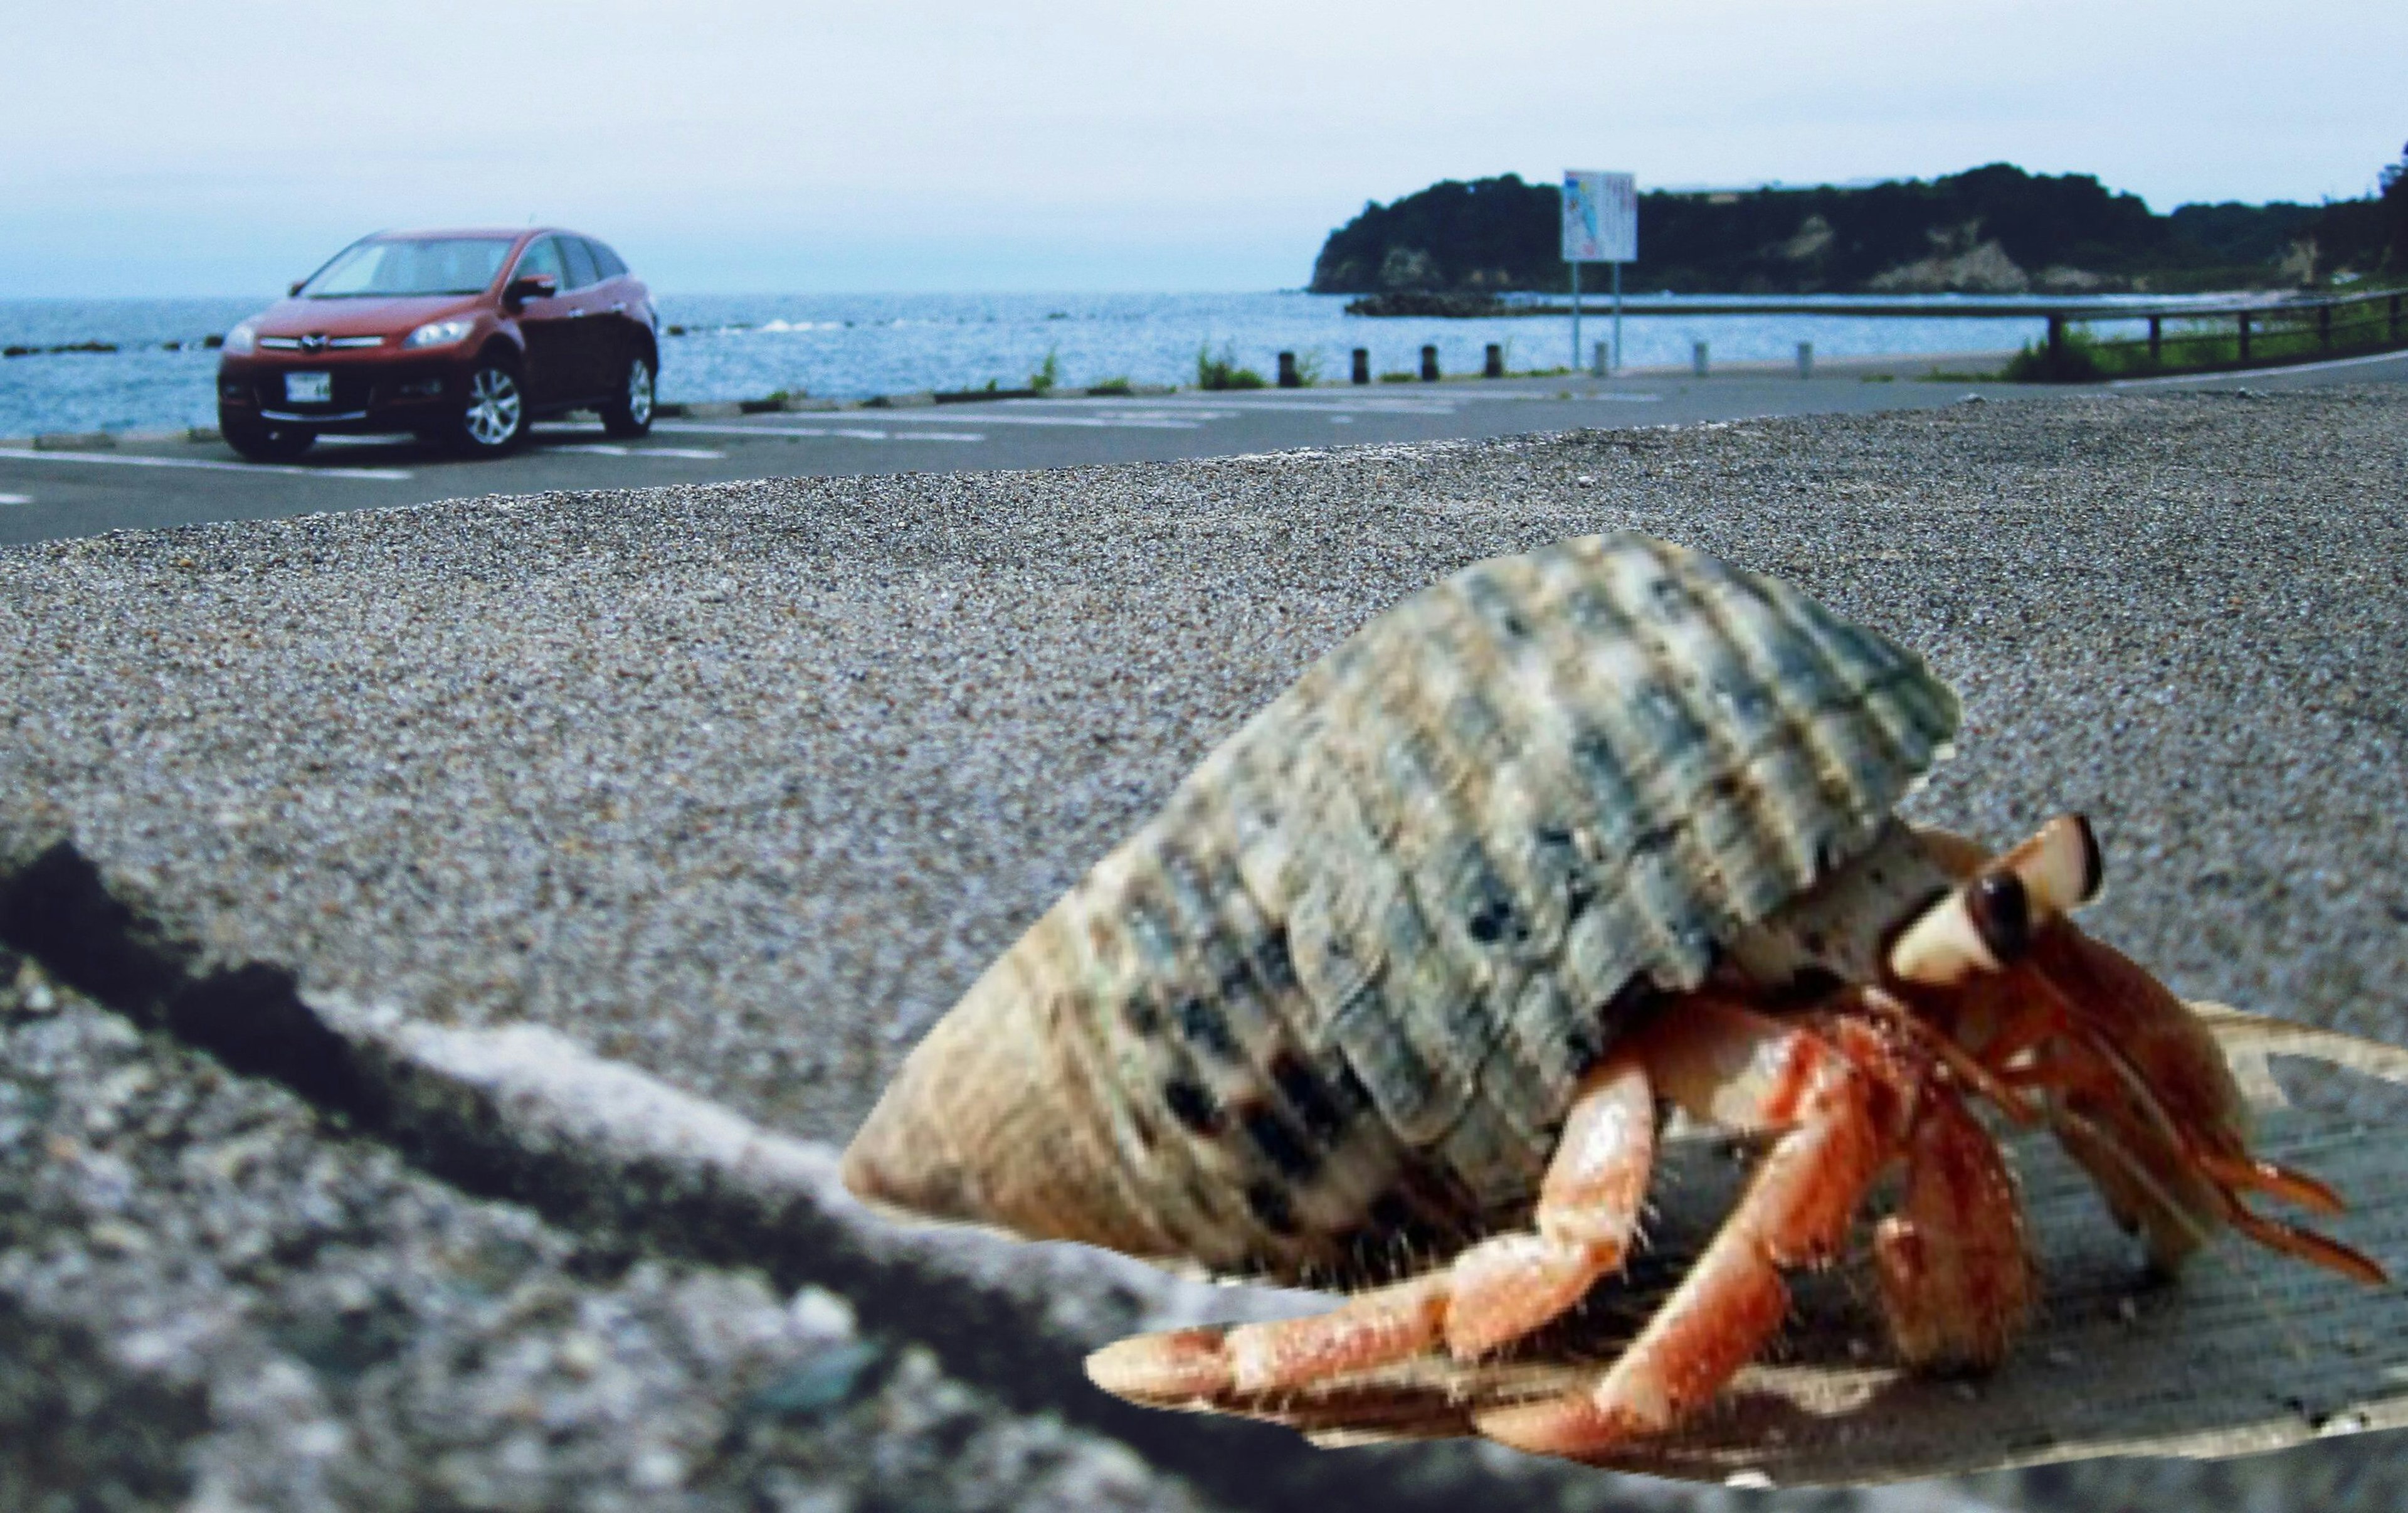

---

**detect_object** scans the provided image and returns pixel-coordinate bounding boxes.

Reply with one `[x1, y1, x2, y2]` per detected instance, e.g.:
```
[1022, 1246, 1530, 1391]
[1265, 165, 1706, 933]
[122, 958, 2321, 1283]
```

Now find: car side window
[514, 237, 566, 286]
[588, 240, 628, 280]
[560, 236, 599, 290]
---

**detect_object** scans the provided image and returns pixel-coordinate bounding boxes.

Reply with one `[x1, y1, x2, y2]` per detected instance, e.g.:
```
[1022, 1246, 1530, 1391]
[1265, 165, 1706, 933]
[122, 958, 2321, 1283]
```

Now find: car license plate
[284, 371, 333, 404]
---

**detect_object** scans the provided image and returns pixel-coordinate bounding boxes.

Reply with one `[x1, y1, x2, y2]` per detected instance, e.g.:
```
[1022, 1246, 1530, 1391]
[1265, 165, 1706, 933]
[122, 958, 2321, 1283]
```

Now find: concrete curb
[0, 831, 1600, 1512]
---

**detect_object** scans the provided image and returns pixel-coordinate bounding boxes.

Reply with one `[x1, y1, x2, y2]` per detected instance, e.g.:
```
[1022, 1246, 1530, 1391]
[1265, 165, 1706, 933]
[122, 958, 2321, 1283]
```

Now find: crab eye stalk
[1968, 871, 2032, 960]
[2011, 814, 2103, 915]
[1890, 869, 2033, 985]
[1889, 814, 2108, 987]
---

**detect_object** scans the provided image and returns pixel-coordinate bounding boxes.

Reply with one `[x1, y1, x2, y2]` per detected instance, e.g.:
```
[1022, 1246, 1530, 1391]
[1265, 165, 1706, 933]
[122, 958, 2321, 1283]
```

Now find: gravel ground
[0, 949, 1227, 1513]
[1, 386, 2404, 1507]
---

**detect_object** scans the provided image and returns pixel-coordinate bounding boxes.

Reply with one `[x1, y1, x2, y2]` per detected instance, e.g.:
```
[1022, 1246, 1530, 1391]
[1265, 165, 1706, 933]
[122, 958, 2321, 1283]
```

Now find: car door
[555, 235, 613, 399]
[509, 236, 576, 404]
[579, 238, 647, 393]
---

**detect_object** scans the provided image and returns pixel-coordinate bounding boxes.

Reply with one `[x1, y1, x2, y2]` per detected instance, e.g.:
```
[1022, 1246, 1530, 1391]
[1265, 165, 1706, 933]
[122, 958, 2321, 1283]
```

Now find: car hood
[250, 295, 485, 339]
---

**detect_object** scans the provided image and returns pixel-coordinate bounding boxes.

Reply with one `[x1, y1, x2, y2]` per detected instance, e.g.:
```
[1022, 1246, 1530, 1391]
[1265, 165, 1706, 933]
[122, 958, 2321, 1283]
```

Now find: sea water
[1, 290, 2181, 438]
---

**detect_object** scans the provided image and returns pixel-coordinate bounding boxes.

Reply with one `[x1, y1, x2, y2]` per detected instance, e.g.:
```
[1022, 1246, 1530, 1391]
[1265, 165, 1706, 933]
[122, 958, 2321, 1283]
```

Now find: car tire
[599, 353, 656, 439]
[221, 415, 315, 462]
[446, 359, 529, 457]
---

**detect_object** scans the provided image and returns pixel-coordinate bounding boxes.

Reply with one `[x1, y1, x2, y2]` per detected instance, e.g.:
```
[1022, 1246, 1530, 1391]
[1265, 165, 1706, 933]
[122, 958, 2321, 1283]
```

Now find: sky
[6, 0, 2404, 297]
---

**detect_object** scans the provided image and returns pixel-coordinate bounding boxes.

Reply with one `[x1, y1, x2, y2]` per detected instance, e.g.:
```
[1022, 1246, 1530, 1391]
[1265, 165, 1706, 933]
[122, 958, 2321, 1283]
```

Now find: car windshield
[300, 238, 515, 297]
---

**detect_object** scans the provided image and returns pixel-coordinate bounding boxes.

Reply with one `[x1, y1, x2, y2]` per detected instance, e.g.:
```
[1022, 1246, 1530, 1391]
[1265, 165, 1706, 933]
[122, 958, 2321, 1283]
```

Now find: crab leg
[1085, 1048, 1658, 1404]
[1874, 1081, 2034, 1369]
[1476, 1003, 1903, 1458]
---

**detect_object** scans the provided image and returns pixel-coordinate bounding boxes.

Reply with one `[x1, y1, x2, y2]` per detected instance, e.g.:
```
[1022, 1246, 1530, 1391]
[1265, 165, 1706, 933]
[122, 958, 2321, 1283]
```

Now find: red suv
[215, 227, 659, 460]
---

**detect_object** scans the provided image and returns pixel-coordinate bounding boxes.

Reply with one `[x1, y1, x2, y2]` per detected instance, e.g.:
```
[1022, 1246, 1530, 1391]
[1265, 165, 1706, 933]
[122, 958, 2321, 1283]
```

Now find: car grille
[248, 366, 450, 413]
[260, 335, 387, 351]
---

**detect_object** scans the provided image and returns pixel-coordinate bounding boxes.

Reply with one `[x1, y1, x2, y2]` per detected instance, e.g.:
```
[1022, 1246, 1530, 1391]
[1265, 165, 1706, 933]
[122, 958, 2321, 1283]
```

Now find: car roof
[366, 228, 539, 242]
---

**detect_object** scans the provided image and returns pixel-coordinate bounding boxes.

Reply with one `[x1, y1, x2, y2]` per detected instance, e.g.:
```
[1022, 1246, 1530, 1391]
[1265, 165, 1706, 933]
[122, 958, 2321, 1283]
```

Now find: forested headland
[1310, 154, 2408, 297]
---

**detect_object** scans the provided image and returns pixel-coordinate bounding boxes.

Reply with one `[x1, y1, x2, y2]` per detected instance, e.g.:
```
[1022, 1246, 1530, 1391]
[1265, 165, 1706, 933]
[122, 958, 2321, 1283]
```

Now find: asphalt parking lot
[13, 345, 2407, 548]
[0, 355, 2055, 544]
[9, 347, 2404, 546]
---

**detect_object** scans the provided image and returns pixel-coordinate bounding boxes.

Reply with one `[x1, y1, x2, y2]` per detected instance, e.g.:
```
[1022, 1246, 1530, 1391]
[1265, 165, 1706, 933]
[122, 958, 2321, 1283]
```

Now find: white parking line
[1074, 393, 1663, 413]
[548, 444, 729, 459]
[0, 492, 30, 505]
[0, 448, 413, 480]
[652, 422, 986, 443]
[659, 413, 1188, 434]
[1119, 400, 1459, 415]
[902, 414, 1201, 429]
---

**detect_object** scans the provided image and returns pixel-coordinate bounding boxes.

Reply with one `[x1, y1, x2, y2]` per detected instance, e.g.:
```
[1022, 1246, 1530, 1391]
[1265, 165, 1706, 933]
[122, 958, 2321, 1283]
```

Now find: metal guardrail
[2038, 287, 2407, 380]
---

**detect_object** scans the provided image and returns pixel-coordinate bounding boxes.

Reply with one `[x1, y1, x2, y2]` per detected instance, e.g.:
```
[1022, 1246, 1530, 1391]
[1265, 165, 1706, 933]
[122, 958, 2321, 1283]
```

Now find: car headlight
[223, 321, 258, 355]
[405, 317, 477, 349]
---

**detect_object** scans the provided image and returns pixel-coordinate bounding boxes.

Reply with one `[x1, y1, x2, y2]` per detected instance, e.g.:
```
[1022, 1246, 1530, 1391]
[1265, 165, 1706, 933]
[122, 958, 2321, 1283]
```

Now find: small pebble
[631, 1448, 687, 1490]
[788, 1286, 857, 1342]
[555, 1330, 606, 1378]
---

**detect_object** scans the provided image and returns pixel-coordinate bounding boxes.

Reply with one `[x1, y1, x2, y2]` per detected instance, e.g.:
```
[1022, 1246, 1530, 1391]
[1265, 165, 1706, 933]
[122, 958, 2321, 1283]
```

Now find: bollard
[1420, 344, 1439, 382]
[1796, 341, 1814, 380]
[1590, 341, 1608, 378]
[1351, 347, 1370, 385]
[1277, 351, 1301, 388]
[1692, 340, 1709, 377]
[1483, 342, 1503, 379]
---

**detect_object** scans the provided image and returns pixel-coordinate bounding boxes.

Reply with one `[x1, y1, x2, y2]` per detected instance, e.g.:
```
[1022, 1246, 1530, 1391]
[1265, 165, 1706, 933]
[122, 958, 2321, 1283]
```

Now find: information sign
[1561, 170, 1637, 374]
[1561, 171, 1637, 263]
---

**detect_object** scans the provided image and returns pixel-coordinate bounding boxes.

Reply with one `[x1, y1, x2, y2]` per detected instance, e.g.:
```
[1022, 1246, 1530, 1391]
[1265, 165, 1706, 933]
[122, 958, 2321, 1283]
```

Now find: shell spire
[843, 950, 1181, 1258]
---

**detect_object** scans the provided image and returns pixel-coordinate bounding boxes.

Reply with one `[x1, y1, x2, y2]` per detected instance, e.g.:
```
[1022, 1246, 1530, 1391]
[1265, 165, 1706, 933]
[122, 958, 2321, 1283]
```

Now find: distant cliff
[1310, 159, 2406, 296]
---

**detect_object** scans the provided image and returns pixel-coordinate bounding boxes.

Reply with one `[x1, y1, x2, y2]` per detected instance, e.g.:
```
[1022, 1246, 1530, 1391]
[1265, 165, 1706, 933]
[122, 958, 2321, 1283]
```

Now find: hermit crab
[842, 533, 2384, 1462]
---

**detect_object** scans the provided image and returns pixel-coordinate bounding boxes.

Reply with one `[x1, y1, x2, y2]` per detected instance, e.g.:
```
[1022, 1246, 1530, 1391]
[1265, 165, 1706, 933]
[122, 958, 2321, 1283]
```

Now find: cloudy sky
[6, 0, 2402, 296]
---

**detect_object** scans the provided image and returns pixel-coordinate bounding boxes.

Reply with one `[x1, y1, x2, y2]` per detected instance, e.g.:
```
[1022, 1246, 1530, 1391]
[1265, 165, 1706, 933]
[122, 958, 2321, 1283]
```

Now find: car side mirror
[289, 281, 305, 296]
[505, 275, 558, 309]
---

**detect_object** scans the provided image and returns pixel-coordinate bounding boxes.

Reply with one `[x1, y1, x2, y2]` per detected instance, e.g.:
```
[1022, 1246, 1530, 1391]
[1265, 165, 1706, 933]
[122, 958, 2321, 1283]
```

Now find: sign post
[1562, 170, 1637, 374]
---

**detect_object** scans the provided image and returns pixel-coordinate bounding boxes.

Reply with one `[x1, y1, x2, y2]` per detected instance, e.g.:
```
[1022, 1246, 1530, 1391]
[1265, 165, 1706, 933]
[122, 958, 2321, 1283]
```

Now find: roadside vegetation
[1195, 343, 1267, 390]
[2007, 284, 2408, 381]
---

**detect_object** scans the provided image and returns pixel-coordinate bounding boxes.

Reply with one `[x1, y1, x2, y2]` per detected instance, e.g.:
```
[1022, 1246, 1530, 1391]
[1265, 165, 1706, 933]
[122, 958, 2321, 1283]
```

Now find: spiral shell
[843, 534, 1959, 1285]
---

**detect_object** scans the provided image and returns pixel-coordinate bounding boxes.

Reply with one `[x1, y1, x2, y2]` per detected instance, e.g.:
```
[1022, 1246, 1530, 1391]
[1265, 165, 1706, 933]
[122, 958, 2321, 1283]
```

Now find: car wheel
[221, 414, 315, 462]
[448, 361, 528, 456]
[600, 353, 656, 438]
